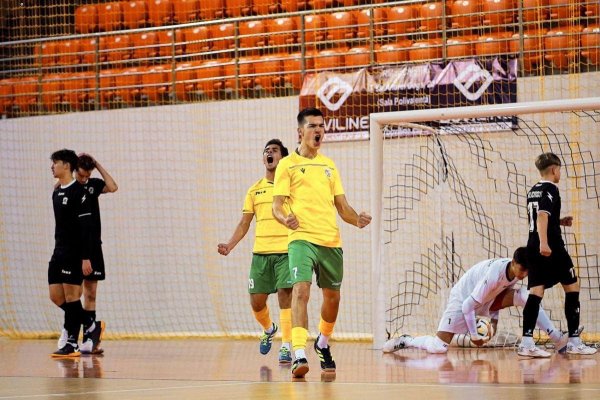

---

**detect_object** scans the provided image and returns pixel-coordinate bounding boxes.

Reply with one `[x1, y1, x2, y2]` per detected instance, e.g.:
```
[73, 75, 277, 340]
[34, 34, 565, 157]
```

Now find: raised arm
[217, 213, 253, 256]
[334, 194, 371, 228]
[82, 153, 118, 193]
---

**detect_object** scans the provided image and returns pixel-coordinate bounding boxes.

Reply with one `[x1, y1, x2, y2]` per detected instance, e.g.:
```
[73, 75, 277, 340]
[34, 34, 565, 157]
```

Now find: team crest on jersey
[88, 187, 94, 195]
[62, 197, 68, 205]
[324, 168, 331, 179]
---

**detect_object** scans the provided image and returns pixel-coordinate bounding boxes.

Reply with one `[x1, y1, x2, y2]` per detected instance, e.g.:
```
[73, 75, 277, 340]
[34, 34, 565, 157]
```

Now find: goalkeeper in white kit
[383, 247, 568, 354]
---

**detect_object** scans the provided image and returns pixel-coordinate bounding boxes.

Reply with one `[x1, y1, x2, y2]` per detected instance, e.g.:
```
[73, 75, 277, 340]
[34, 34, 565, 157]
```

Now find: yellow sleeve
[242, 188, 254, 214]
[333, 163, 345, 196]
[273, 159, 290, 197]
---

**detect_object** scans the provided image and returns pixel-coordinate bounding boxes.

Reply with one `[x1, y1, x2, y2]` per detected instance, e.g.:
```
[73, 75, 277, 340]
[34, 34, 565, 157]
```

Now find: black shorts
[84, 245, 105, 281]
[48, 249, 83, 285]
[527, 245, 577, 289]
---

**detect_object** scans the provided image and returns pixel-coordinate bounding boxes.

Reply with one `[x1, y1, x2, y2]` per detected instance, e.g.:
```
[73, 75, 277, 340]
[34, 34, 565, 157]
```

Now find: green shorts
[248, 253, 292, 294]
[288, 240, 343, 290]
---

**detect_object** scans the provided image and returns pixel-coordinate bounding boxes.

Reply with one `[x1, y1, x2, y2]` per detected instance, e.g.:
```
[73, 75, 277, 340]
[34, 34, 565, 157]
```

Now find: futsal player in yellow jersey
[273, 108, 372, 378]
[218, 139, 294, 364]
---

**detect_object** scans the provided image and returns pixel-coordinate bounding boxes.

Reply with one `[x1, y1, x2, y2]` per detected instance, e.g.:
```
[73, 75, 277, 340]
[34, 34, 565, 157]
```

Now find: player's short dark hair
[535, 152, 561, 172]
[50, 149, 78, 172]
[297, 107, 323, 126]
[512, 247, 530, 270]
[78, 154, 96, 171]
[265, 139, 289, 157]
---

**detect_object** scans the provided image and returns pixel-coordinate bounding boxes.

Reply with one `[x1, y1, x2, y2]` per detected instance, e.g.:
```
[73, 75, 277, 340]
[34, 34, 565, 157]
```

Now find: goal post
[370, 98, 600, 350]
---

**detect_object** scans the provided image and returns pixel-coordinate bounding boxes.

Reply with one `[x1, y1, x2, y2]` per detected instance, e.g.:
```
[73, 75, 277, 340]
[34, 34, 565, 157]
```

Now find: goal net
[369, 98, 600, 349]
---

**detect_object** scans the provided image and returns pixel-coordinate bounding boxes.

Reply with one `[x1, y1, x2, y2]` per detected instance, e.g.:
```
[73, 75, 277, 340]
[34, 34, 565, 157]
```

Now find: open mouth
[267, 155, 274, 164]
[315, 135, 321, 144]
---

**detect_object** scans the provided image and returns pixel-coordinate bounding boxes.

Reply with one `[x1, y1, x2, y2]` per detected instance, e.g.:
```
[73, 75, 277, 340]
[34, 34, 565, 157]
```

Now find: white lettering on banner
[317, 77, 353, 111]
[453, 65, 493, 101]
[325, 116, 369, 132]
[376, 96, 431, 107]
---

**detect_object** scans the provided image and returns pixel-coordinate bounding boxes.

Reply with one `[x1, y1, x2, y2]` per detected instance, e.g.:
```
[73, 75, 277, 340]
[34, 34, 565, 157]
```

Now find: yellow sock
[252, 306, 272, 332]
[280, 308, 292, 344]
[319, 317, 335, 337]
[292, 327, 308, 351]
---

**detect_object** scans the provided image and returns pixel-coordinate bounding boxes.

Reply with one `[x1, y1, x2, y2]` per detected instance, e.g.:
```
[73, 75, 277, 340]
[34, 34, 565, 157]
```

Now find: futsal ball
[476, 316, 493, 340]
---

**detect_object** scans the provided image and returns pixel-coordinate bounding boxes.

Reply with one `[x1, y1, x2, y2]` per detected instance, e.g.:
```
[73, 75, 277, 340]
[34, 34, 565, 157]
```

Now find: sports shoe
[82, 321, 106, 354]
[278, 346, 292, 364]
[51, 342, 81, 358]
[291, 357, 309, 378]
[259, 323, 278, 355]
[566, 342, 598, 355]
[57, 328, 68, 350]
[517, 344, 551, 358]
[314, 335, 336, 372]
[382, 334, 412, 353]
[555, 332, 569, 354]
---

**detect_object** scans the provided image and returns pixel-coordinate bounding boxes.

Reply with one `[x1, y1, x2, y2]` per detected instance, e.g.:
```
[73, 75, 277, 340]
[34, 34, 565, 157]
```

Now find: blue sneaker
[259, 323, 278, 355]
[278, 346, 292, 364]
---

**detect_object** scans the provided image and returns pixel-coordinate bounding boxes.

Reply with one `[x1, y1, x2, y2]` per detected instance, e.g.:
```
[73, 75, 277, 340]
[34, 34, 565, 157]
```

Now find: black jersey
[526, 180, 564, 249]
[52, 180, 94, 259]
[81, 177, 106, 242]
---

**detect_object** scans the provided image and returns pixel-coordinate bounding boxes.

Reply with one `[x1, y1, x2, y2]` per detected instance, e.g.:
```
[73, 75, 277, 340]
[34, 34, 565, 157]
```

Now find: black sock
[83, 310, 96, 333]
[565, 292, 581, 337]
[523, 294, 542, 337]
[64, 300, 83, 345]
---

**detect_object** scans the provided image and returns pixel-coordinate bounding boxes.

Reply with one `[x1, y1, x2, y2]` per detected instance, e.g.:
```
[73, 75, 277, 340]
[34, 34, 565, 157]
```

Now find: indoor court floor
[1, 338, 599, 399]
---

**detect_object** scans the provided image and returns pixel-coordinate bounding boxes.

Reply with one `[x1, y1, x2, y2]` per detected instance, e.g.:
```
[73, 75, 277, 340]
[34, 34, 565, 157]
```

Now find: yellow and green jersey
[273, 151, 345, 248]
[243, 178, 288, 254]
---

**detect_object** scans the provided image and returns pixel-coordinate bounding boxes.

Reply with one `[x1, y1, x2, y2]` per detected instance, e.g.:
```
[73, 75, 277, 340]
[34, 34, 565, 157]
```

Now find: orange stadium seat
[13, 76, 39, 114]
[199, 0, 225, 19]
[105, 34, 133, 63]
[210, 23, 235, 55]
[302, 15, 327, 48]
[0, 78, 15, 116]
[386, 6, 418, 38]
[475, 31, 511, 56]
[357, 8, 387, 40]
[345, 46, 370, 69]
[510, 29, 546, 72]
[375, 40, 411, 64]
[131, 32, 160, 61]
[80, 37, 107, 66]
[147, 0, 174, 26]
[326, 11, 357, 43]
[522, 0, 549, 24]
[56, 40, 81, 67]
[267, 17, 299, 49]
[157, 29, 185, 59]
[173, 0, 200, 23]
[544, 25, 582, 69]
[253, 55, 284, 94]
[409, 39, 442, 61]
[98, 2, 124, 32]
[584, 0, 599, 17]
[482, 0, 515, 26]
[195, 60, 224, 98]
[63, 72, 94, 110]
[549, 0, 583, 21]
[75, 5, 98, 33]
[34, 41, 58, 68]
[581, 24, 600, 66]
[174, 62, 197, 100]
[115, 67, 142, 106]
[282, 51, 314, 90]
[314, 49, 344, 71]
[418, 2, 449, 35]
[280, 0, 298, 12]
[41, 74, 64, 112]
[446, 35, 477, 59]
[183, 26, 211, 58]
[450, 0, 482, 30]
[225, 0, 253, 17]
[254, 0, 281, 14]
[239, 20, 268, 54]
[99, 69, 120, 108]
[296, 0, 326, 10]
[140, 64, 171, 103]
[223, 57, 256, 96]
[123, 1, 149, 29]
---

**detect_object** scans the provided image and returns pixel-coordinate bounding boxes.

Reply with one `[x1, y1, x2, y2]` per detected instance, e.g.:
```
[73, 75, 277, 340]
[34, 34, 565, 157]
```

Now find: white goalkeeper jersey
[445, 258, 518, 316]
